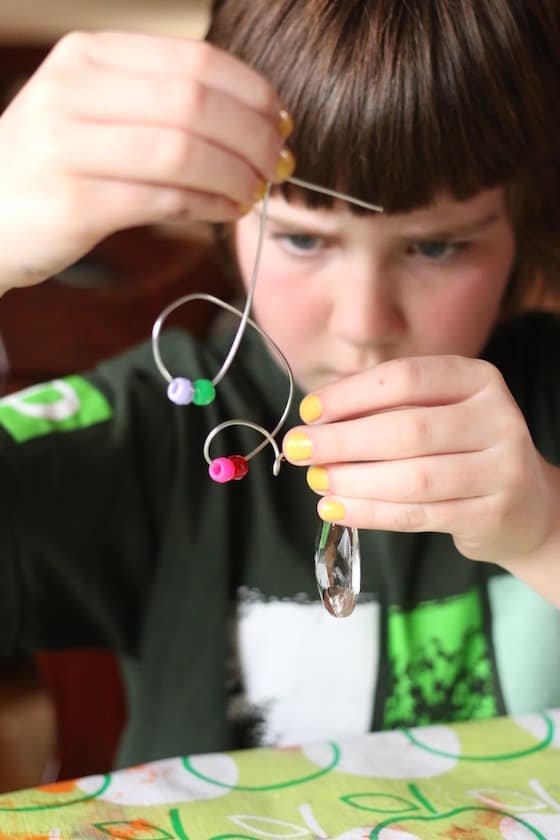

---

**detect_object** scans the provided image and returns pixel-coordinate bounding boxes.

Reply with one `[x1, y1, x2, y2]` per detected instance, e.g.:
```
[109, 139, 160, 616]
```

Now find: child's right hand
[0, 31, 289, 291]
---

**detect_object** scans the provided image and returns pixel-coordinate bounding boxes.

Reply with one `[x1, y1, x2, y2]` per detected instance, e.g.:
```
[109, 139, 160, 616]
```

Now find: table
[1, 709, 559, 839]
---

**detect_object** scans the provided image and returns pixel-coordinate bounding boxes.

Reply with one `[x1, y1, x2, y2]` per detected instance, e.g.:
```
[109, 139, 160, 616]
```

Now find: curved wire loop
[204, 419, 284, 475]
[152, 293, 294, 470]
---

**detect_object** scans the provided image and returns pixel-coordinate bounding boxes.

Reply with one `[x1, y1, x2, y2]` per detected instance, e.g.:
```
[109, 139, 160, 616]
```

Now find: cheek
[412, 241, 515, 355]
[250, 266, 323, 353]
[235, 225, 327, 352]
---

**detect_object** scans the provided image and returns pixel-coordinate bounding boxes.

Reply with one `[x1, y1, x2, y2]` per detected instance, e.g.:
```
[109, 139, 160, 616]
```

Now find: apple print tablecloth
[1, 709, 559, 839]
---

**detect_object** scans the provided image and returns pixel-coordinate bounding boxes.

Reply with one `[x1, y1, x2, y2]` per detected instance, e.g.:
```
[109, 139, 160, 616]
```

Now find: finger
[59, 120, 265, 207]
[59, 66, 284, 183]
[78, 177, 245, 228]
[316, 494, 490, 535]
[51, 32, 283, 118]
[306, 451, 495, 503]
[300, 356, 501, 424]
[284, 401, 493, 466]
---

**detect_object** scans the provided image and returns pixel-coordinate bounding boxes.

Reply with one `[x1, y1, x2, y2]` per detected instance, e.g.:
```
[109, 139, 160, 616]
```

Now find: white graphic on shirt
[231, 589, 380, 746]
[0, 379, 79, 420]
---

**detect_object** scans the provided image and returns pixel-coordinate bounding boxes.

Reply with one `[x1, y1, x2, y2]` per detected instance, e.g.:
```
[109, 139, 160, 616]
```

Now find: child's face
[234, 187, 515, 393]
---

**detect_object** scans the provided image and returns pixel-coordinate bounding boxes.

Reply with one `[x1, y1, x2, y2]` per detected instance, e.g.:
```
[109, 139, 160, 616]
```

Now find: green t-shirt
[0, 311, 559, 768]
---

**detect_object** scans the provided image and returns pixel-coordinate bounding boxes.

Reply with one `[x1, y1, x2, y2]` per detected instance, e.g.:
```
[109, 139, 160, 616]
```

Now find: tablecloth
[1, 709, 559, 839]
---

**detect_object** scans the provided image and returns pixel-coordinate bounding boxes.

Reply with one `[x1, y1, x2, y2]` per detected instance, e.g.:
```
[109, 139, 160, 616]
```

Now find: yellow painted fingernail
[299, 394, 322, 423]
[283, 431, 312, 462]
[239, 202, 251, 215]
[275, 147, 296, 182]
[319, 499, 346, 522]
[307, 466, 329, 492]
[278, 109, 294, 139]
[254, 180, 267, 201]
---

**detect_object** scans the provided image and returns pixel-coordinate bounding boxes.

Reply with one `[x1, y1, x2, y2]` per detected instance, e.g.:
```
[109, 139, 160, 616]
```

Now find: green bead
[193, 378, 216, 406]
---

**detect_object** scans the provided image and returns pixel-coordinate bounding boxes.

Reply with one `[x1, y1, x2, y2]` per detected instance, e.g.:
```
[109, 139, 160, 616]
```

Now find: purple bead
[209, 457, 236, 483]
[167, 377, 194, 405]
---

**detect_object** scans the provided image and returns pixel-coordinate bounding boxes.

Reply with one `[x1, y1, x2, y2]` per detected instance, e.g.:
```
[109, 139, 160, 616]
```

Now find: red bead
[229, 455, 249, 480]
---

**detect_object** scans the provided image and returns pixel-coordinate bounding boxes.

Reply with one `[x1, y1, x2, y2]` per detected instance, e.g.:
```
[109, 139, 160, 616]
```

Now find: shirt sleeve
[0, 330, 206, 659]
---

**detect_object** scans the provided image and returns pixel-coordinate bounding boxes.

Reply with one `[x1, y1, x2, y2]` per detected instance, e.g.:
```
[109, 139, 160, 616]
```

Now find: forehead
[265, 187, 508, 235]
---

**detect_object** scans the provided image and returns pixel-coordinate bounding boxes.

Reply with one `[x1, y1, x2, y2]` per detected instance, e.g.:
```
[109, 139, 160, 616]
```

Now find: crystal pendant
[314, 521, 361, 618]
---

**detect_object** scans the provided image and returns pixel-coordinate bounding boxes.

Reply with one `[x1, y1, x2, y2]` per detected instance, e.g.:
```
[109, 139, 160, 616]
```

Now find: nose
[328, 256, 405, 350]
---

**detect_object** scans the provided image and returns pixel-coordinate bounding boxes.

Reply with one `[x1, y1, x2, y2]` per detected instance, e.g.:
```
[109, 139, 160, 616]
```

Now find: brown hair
[207, 0, 560, 309]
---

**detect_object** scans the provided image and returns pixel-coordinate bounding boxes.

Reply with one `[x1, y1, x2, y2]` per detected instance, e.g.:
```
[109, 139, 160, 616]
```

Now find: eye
[272, 233, 325, 256]
[409, 240, 465, 261]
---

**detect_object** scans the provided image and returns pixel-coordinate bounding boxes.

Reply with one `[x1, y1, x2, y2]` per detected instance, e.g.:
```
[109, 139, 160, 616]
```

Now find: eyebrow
[406, 211, 502, 240]
[259, 209, 502, 239]
[260, 212, 340, 237]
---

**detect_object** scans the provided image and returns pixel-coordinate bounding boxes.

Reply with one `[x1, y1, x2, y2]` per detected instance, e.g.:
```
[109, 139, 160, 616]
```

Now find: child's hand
[0, 31, 289, 289]
[283, 356, 559, 568]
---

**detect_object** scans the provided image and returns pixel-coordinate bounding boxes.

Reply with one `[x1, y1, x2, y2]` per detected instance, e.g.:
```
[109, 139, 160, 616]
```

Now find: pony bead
[166, 377, 216, 406]
[209, 455, 249, 483]
[209, 457, 236, 483]
[229, 455, 249, 480]
[167, 377, 194, 405]
[193, 378, 216, 406]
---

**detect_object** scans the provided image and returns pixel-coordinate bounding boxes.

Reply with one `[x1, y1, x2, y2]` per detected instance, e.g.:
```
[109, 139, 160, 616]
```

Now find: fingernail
[254, 180, 268, 201]
[275, 148, 296, 182]
[238, 202, 251, 215]
[307, 466, 329, 492]
[278, 109, 294, 139]
[283, 431, 312, 462]
[319, 499, 346, 522]
[300, 394, 322, 423]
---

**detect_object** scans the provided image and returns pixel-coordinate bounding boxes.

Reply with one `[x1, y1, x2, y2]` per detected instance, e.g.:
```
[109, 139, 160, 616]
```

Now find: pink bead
[230, 455, 249, 480]
[209, 457, 236, 483]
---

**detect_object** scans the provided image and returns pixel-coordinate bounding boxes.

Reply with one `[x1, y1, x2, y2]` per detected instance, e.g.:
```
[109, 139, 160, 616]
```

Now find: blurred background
[0, 0, 236, 792]
[1, 0, 210, 41]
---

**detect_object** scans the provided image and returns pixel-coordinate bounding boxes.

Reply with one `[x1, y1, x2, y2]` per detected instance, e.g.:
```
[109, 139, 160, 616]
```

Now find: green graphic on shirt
[383, 587, 497, 728]
[0, 375, 112, 443]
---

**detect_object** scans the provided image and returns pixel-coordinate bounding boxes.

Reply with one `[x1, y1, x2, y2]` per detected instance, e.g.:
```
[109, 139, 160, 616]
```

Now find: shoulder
[483, 310, 560, 380]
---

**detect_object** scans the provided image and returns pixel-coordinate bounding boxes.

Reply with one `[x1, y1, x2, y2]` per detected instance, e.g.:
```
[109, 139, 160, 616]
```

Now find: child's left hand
[282, 355, 560, 568]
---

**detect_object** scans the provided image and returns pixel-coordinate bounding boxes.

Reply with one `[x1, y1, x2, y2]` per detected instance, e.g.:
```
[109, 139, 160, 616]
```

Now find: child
[0, 0, 559, 769]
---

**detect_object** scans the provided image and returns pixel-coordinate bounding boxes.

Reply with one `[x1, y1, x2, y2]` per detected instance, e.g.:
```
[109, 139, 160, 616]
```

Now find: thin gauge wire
[152, 174, 374, 615]
[152, 183, 293, 469]
[287, 176, 383, 213]
[153, 185, 272, 388]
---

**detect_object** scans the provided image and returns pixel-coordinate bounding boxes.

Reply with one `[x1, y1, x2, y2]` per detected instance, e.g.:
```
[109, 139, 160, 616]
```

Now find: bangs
[208, 0, 558, 213]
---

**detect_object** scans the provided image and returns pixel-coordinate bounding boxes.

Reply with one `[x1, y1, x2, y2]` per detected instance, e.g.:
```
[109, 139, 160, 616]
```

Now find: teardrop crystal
[314, 521, 361, 618]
